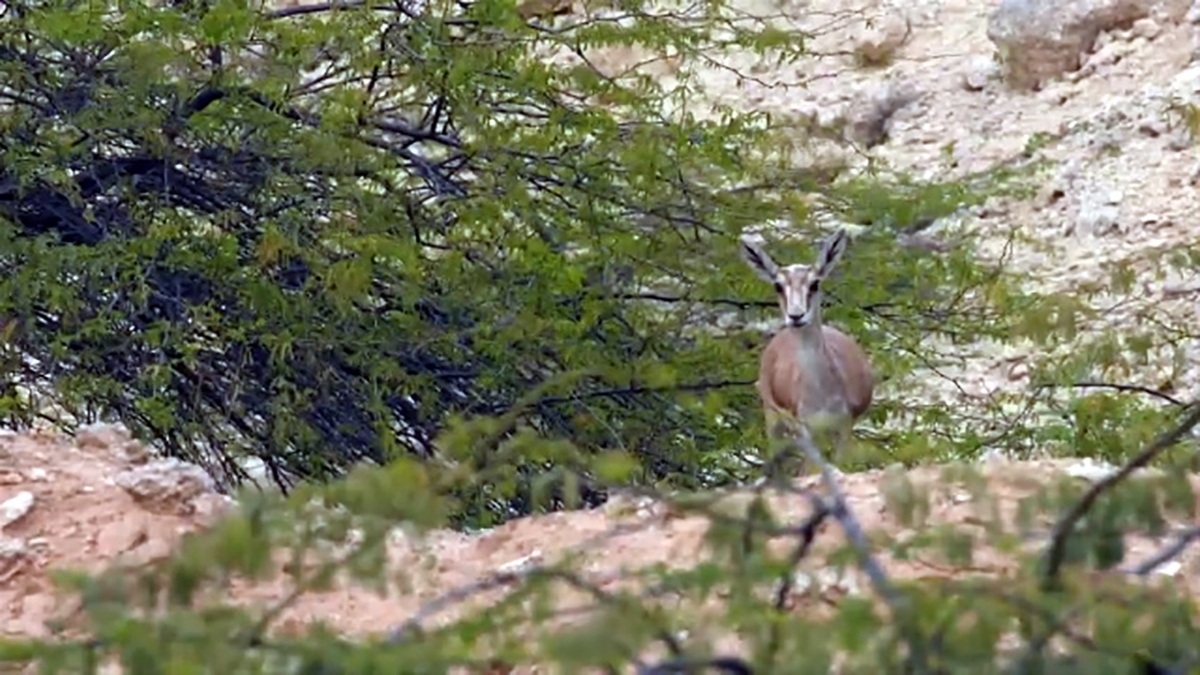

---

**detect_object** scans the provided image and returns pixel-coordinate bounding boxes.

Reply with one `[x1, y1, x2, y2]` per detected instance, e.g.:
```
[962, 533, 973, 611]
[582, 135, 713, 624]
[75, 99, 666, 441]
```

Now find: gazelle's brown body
[739, 229, 875, 471]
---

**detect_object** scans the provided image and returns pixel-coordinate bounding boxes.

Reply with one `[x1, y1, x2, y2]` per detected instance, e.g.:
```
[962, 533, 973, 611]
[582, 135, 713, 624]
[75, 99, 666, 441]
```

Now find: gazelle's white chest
[792, 341, 851, 424]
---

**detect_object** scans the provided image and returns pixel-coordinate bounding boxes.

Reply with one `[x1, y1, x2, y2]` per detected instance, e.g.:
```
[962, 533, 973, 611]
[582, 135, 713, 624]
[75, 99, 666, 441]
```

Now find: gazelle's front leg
[756, 407, 808, 484]
[800, 411, 850, 480]
[825, 422, 851, 480]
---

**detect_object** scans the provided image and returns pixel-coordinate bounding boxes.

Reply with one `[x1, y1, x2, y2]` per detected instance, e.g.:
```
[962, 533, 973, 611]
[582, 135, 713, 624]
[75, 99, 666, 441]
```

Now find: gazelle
[738, 228, 874, 476]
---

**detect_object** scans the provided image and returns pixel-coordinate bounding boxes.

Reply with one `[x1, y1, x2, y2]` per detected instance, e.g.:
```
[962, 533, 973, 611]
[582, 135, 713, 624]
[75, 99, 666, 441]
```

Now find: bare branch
[770, 496, 830, 611]
[1033, 380, 1188, 407]
[517, 378, 757, 412]
[637, 656, 756, 674]
[385, 516, 659, 641]
[1126, 525, 1200, 576]
[790, 431, 928, 670]
[385, 568, 529, 644]
[389, 564, 687, 669]
[761, 494, 830, 665]
[263, 0, 409, 19]
[612, 292, 773, 310]
[1040, 403, 1200, 591]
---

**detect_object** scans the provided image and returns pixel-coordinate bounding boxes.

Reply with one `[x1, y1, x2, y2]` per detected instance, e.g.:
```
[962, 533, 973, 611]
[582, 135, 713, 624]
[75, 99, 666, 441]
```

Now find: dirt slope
[3, 425, 1199, 652]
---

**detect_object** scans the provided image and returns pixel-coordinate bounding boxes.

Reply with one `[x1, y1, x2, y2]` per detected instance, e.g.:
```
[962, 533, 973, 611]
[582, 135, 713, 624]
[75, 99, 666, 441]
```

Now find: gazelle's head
[739, 229, 849, 329]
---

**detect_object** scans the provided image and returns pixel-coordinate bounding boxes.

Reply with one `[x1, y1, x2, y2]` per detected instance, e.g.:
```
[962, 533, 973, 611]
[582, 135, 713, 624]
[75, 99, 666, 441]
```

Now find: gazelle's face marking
[738, 229, 850, 330]
[774, 264, 823, 327]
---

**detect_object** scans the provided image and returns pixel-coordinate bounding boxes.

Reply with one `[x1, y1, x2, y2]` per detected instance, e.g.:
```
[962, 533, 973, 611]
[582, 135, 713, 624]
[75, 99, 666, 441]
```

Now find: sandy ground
[3, 425, 1200, 669]
[2, 0, 1200, 670]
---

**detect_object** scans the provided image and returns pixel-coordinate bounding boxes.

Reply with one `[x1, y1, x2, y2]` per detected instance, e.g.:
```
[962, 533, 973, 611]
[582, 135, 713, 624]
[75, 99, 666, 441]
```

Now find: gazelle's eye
[773, 282, 784, 294]
[808, 281, 820, 293]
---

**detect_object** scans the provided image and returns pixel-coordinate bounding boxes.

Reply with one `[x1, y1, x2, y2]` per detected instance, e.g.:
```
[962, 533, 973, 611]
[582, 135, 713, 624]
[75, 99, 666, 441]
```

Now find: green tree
[0, 0, 1046, 527]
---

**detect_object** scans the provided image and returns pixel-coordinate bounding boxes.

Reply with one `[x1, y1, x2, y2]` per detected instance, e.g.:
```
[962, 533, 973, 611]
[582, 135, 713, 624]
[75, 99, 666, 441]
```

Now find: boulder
[987, 0, 1152, 90]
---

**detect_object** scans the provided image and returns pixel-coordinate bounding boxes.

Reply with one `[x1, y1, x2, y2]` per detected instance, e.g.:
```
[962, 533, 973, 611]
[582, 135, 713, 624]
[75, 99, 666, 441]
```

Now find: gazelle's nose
[787, 314, 808, 326]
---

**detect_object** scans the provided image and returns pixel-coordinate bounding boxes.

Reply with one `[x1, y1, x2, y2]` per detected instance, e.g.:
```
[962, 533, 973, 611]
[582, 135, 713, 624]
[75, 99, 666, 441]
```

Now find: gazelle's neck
[787, 319, 849, 421]
[787, 319, 829, 359]
[789, 314, 842, 383]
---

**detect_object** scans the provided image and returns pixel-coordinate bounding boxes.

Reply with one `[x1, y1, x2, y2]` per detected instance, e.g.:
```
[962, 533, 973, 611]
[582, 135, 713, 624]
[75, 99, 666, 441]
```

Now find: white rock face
[987, 0, 1153, 90]
[113, 459, 218, 516]
[852, 9, 911, 65]
[0, 491, 34, 530]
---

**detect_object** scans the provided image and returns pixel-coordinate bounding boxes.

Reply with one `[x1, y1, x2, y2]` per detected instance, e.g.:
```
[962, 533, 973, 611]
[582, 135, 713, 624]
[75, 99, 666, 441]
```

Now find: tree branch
[263, 0, 406, 19]
[612, 292, 772, 309]
[514, 378, 756, 411]
[1033, 381, 1188, 407]
[762, 494, 830, 664]
[790, 431, 928, 671]
[1125, 525, 1200, 576]
[637, 656, 755, 674]
[1040, 403, 1200, 591]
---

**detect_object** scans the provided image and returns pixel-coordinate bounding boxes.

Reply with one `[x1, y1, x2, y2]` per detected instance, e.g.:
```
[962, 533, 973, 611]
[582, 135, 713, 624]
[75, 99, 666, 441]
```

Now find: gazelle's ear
[815, 229, 849, 278]
[739, 234, 779, 284]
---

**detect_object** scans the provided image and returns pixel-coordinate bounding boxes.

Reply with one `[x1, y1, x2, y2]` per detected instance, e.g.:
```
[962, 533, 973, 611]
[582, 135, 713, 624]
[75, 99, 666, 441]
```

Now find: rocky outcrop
[987, 0, 1166, 90]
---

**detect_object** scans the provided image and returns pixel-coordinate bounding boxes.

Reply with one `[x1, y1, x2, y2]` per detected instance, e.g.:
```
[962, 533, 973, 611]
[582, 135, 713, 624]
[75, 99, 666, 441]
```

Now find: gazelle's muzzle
[781, 284, 815, 327]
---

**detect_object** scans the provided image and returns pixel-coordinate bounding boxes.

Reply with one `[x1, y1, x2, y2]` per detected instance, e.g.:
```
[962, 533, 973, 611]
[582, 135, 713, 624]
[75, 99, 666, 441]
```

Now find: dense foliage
[0, 0, 1048, 525]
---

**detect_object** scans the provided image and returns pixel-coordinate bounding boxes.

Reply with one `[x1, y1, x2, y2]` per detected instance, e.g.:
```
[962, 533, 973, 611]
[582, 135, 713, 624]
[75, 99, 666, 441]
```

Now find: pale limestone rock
[987, 0, 1153, 90]
[114, 458, 217, 516]
[853, 10, 911, 66]
[0, 491, 34, 529]
[962, 55, 1000, 91]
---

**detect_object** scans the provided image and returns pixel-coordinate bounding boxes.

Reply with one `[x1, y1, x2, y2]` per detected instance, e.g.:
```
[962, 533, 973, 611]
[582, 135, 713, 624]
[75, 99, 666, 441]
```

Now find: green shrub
[0, 0, 1056, 527]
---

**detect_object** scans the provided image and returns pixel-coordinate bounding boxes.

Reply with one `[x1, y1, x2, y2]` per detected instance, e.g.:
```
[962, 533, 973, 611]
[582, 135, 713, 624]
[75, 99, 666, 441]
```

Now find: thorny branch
[637, 656, 755, 674]
[1041, 402, 1200, 591]
[514, 377, 757, 412]
[384, 514, 661, 642]
[790, 431, 929, 671]
[1033, 380, 1189, 407]
[769, 497, 829, 610]
[265, 0, 382, 19]
[387, 565, 693, 671]
[1126, 525, 1200, 576]
[762, 493, 831, 664]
